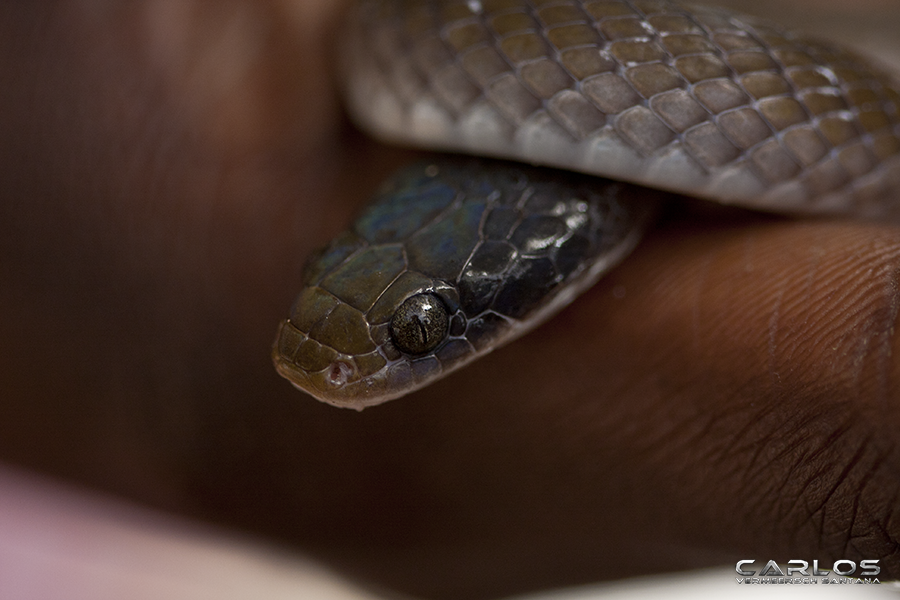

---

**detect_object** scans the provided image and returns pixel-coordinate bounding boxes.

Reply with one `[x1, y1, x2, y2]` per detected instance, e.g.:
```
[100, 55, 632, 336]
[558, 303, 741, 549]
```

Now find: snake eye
[390, 293, 449, 355]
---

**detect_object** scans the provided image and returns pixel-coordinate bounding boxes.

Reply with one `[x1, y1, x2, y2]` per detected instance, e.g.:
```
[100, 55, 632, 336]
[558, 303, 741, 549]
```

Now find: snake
[272, 0, 900, 410]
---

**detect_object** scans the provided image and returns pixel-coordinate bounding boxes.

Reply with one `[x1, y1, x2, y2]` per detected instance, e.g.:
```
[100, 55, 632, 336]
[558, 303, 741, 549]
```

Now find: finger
[271, 212, 899, 598]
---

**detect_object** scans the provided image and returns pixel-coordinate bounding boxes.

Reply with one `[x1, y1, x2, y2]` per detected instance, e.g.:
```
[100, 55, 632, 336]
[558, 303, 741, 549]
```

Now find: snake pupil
[413, 315, 428, 346]
[390, 293, 449, 355]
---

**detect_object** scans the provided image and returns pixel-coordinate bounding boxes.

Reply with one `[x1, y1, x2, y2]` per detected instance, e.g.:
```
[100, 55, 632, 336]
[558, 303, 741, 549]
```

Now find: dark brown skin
[2, 2, 900, 598]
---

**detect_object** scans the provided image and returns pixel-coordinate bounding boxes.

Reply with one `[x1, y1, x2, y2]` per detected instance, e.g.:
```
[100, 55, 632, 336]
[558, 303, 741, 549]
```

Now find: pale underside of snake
[272, 0, 900, 409]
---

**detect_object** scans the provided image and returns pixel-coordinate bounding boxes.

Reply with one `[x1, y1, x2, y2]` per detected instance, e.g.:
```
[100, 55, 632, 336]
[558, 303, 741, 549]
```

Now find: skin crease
[1, 0, 900, 598]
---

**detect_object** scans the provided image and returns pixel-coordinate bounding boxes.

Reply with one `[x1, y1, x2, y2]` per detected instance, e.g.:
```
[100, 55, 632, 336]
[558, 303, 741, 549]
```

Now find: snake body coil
[274, 0, 900, 408]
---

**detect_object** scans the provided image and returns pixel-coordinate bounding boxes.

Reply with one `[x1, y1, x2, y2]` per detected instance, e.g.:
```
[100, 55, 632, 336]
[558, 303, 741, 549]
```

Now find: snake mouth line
[272, 318, 438, 409]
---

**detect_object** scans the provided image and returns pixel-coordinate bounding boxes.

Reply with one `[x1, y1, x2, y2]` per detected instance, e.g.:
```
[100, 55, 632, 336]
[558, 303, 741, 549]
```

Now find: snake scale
[273, 0, 900, 409]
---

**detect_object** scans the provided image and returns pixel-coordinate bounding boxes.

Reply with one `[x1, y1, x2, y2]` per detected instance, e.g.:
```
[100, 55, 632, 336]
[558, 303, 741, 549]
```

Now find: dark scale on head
[455, 169, 614, 321]
[386, 159, 651, 350]
[390, 293, 450, 355]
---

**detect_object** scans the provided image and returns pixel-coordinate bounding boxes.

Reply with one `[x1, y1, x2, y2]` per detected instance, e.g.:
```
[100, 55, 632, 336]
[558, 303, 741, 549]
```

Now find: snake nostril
[327, 361, 354, 387]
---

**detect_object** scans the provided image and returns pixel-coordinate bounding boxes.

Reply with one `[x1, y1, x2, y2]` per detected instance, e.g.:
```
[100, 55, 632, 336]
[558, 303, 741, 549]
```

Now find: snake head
[273, 159, 656, 409]
[273, 265, 474, 409]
